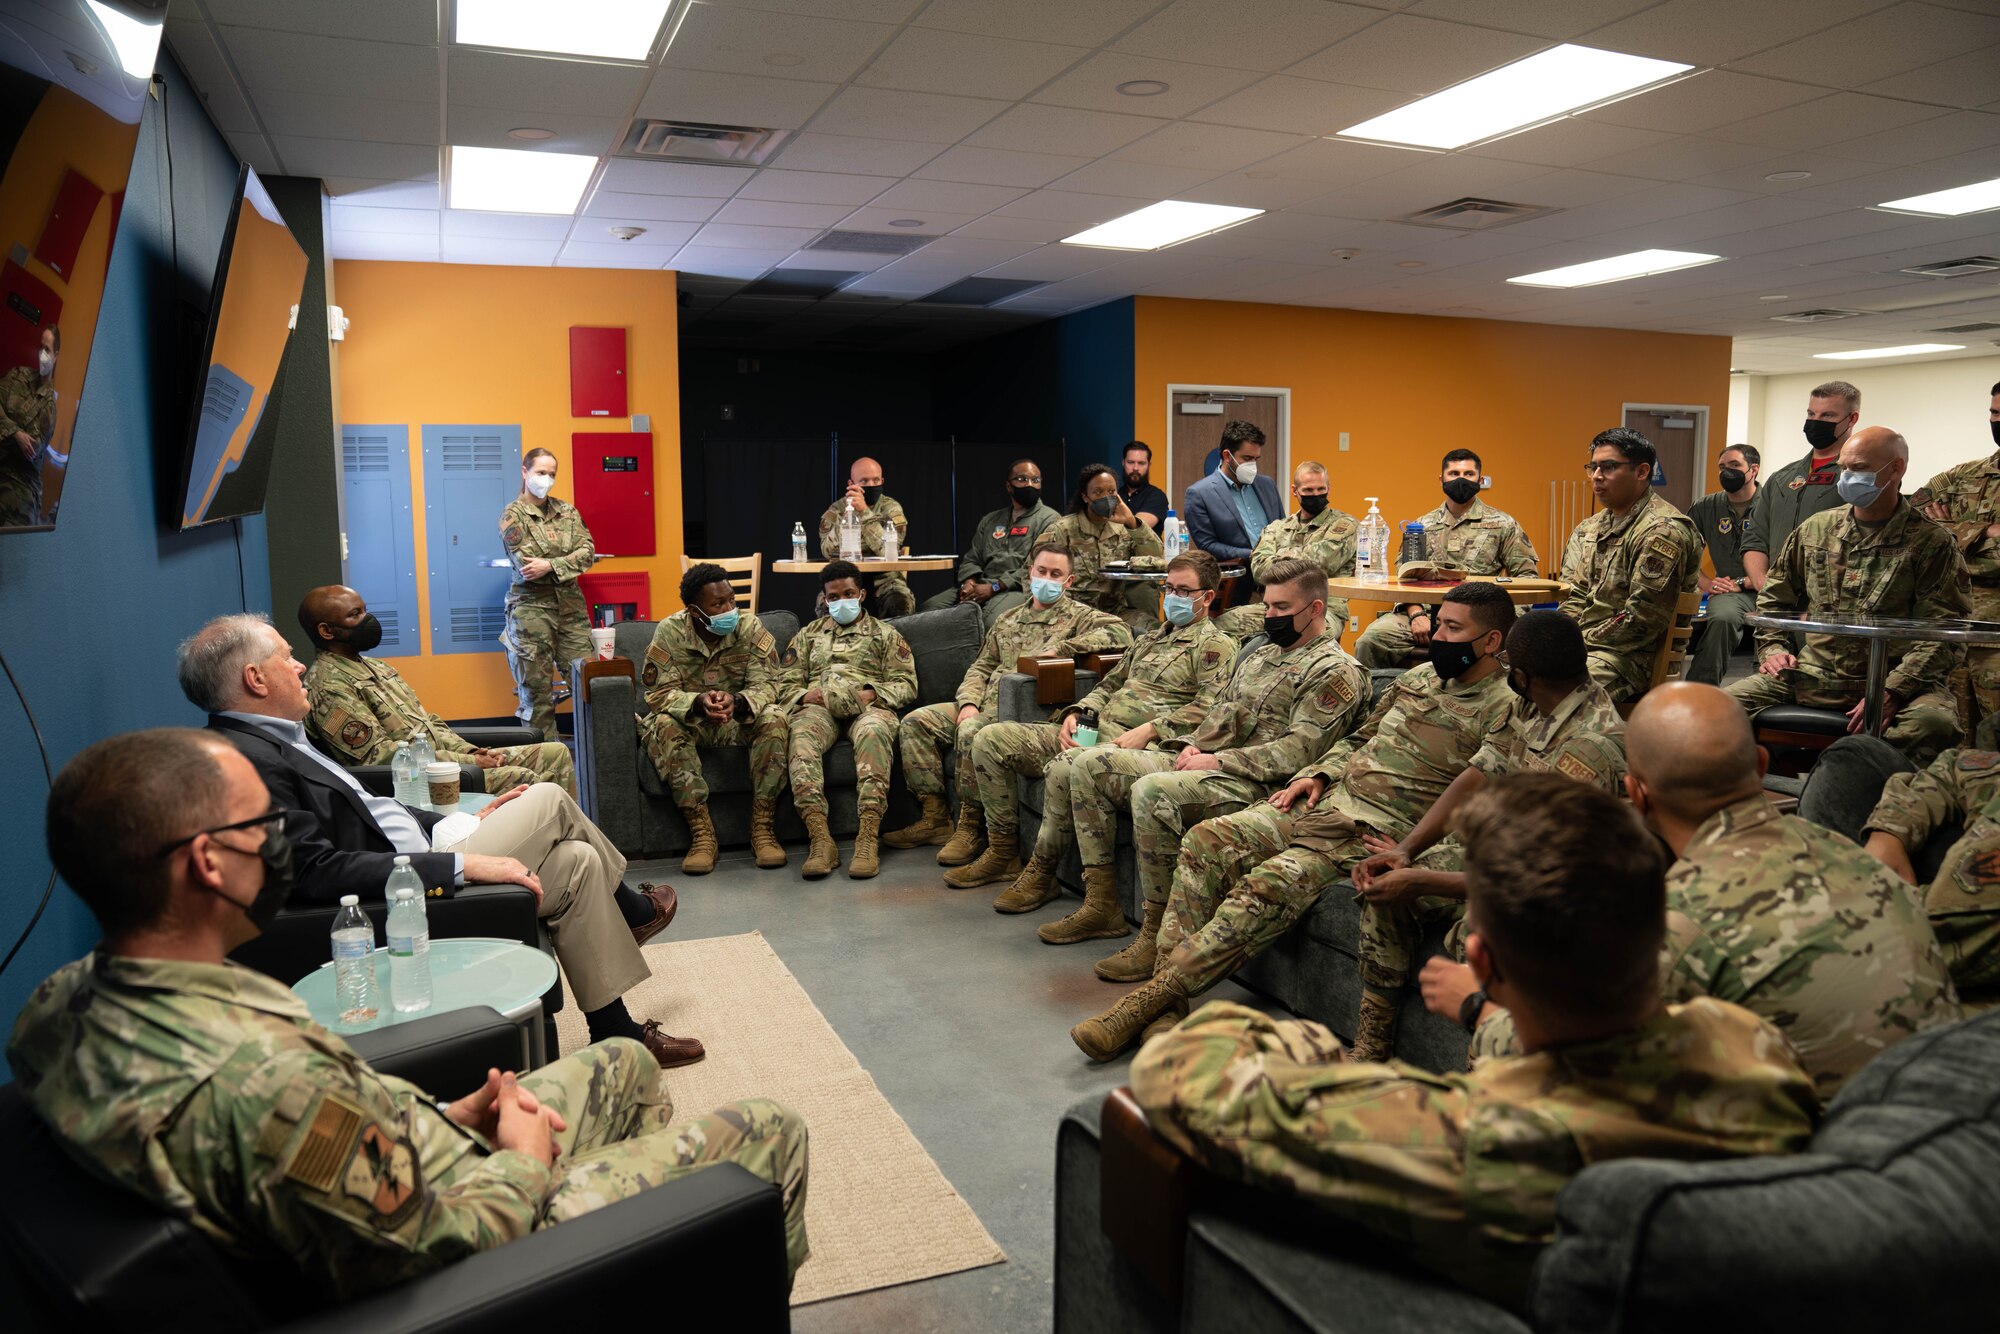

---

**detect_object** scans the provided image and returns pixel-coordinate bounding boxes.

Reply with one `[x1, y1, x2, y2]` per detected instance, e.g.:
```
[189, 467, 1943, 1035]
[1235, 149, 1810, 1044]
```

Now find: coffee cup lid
[424, 762, 459, 777]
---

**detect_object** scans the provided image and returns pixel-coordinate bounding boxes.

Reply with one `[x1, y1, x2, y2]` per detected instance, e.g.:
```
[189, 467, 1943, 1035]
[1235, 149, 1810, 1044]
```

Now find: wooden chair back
[1650, 588, 1705, 688]
[679, 553, 761, 613]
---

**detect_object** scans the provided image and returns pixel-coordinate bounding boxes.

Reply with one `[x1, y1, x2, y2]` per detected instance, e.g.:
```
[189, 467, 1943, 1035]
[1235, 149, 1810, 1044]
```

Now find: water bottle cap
[339, 894, 358, 906]
[393, 855, 410, 865]
[394, 887, 413, 901]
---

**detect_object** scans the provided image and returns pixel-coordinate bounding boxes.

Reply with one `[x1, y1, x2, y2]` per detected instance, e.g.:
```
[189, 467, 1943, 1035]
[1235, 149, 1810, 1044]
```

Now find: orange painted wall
[333, 261, 681, 719]
[1132, 296, 1733, 628]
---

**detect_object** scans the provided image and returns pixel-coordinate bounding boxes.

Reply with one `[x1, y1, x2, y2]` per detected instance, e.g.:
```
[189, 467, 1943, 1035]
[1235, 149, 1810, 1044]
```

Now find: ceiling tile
[914, 0, 1163, 46]
[1578, 0, 1896, 66]
[557, 242, 676, 269]
[965, 103, 1169, 156]
[1247, 137, 1432, 185]
[1047, 158, 1218, 198]
[271, 135, 437, 180]
[913, 145, 1094, 187]
[1490, 167, 1656, 207]
[571, 218, 703, 246]
[709, 198, 855, 227]
[1710, 91, 1949, 152]
[446, 105, 623, 156]
[1581, 135, 1777, 182]
[1783, 145, 2000, 206]
[1583, 72, 1827, 136]
[696, 0, 925, 21]
[1113, 122, 1306, 171]
[1186, 74, 1409, 135]
[440, 211, 573, 240]
[1464, 118, 1678, 168]
[948, 213, 1076, 242]
[1031, 52, 1262, 117]
[636, 68, 839, 127]
[1821, 109, 2000, 165]
[1406, 0, 1656, 40]
[856, 29, 1088, 99]
[1731, 3, 2000, 81]
[1860, 44, 2000, 109]
[992, 189, 1160, 222]
[808, 87, 1011, 142]
[438, 237, 560, 265]
[163, 21, 260, 135]
[1287, 16, 1544, 95]
[836, 206, 979, 233]
[215, 26, 439, 102]
[582, 190, 725, 221]
[323, 177, 443, 209]
[1141, 258, 1326, 299]
[1179, 172, 1358, 209]
[329, 231, 440, 262]
[976, 243, 1119, 277]
[735, 170, 895, 205]
[1288, 154, 1552, 220]
[448, 50, 649, 116]
[872, 179, 1028, 212]
[202, 0, 437, 45]
[1682, 150, 1912, 195]
[660, 3, 897, 82]
[329, 205, 438, 236]
[599, 159, 755, 196]
[690, 222, 826, 249]
[1115, 0, 1384, 72]
[772, 248, 900, 271]
[775, 132, 950, 174]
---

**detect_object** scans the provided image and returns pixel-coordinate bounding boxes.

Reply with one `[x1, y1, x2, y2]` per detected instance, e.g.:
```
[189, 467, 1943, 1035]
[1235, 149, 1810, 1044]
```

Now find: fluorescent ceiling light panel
[1507, 248, 1721, 288]
[85, 0, 163, 79]
[1336, 44, 1693, 150]
[1061, 201, 1263, 251]
[1814, 344, 1965, 361]
[1876, 175, 2000, 218]
[455, 0, 673, 61]
[448, 146, 597, 215]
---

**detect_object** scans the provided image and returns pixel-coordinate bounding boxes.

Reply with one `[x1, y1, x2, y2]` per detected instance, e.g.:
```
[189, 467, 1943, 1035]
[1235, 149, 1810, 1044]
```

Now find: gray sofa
[572, 601, 985, 857]
[1055, 1003, 2000, 1333]
[1007, 653, 1469, 1070]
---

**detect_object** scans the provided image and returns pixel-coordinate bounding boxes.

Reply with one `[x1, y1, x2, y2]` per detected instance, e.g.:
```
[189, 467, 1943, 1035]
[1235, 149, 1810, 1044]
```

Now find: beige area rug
[552, 931, 1005, 1305]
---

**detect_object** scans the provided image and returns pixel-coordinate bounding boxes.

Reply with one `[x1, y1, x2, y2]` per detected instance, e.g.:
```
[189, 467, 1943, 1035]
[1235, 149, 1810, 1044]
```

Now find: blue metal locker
[338, 424, 420, 656]
[420, 425, 518, 656]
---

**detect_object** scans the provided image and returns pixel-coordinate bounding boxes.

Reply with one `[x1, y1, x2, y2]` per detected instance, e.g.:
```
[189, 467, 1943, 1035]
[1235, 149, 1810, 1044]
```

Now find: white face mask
[37, 349, 54, 377]
[525, 472, 555, 499]
[1233, 459, 1258, 486]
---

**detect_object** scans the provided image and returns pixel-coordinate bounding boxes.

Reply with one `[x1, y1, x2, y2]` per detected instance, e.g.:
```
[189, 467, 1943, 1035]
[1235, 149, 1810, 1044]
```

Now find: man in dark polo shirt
[1119, 440, 1169, 532]
[1742, 381, 1858, 592]
[1686, 444, 1759, 684]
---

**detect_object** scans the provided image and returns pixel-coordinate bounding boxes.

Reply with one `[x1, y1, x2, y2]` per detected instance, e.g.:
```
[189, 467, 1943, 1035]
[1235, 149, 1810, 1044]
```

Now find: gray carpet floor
[623, 841, 1280, 1334]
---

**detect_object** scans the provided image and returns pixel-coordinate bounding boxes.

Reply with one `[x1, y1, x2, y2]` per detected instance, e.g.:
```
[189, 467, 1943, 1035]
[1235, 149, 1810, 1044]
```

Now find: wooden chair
[1617, 588, 1704, 718]
[679, 553, 761, 613]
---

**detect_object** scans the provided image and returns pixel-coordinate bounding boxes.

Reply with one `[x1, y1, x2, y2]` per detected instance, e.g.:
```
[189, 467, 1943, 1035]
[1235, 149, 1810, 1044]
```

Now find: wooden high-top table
[1325, 576, 1569, 608]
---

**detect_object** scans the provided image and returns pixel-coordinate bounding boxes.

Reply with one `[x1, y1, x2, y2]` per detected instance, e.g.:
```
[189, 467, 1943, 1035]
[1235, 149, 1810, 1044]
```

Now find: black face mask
[1718, 467, 1747, 492]
[1090, 494, 1118, 518]
[207, 827, 296, 932]
[1297, 492, 1329, 516]
[1264, 608, 1305, 648]
[1010, 484, 1040, 508]
[1441, 478, 1480, 506]
[1991, 420, 1999, 449]
[860, 485, 883, 508]
[1803, 419, 1842, 450]
[1428, 636, 1481, 681]
[330, 612, 384, 654]
[1507, 668, 1532, 703]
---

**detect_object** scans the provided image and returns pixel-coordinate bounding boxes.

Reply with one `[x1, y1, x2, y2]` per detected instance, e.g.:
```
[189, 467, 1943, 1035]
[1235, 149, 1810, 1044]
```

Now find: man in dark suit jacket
[181, 612, 701, 1068]
[1183, 420, 1284, 605]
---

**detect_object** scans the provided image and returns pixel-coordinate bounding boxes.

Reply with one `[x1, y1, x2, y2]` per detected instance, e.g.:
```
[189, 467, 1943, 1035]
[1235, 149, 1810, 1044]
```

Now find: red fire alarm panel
[569, 326, 627, 417]
[572, 431, 654, 556]
[35, 168, 105, 281]
[580, 570, 651, 625]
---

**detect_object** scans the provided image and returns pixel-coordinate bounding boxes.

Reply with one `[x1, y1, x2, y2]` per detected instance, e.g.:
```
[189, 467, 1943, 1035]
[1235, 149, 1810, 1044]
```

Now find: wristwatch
[1459, 987, 1488, 1034]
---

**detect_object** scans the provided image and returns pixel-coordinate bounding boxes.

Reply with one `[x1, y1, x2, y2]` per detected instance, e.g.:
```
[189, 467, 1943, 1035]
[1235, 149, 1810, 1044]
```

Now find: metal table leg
[1863, 639, 1888, 735]
[503, 998, 547, 1070]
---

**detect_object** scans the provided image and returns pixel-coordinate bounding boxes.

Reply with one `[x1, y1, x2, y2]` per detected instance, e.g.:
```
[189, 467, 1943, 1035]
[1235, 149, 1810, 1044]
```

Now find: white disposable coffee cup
[590, 627, 617, 660]
[424, 762, 462, 811]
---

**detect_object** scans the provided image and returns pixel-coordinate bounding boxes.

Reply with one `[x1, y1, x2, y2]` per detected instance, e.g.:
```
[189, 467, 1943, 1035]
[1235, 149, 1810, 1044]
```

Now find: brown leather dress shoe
[641, 1021, 705, 1068]
[630, 882, 678, 946]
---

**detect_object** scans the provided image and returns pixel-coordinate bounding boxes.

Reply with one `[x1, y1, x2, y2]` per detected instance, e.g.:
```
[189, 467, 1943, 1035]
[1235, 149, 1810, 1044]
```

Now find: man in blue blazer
[1183, 420, 1284, 604]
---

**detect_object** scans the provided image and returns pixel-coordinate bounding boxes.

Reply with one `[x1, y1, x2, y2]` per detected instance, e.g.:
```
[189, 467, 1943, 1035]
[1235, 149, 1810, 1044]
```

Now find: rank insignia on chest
[1789, 477, 1806, 490]
[992, 526, 1007, 539]
[1718, 517, 1732, 533]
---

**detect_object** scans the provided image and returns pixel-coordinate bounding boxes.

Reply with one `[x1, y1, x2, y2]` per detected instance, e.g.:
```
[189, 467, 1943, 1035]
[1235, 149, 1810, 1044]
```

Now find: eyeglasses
[1008, 474, 1040, 485]
[157, 808, 291, 857]
[1162, 584, 1205, 598]
[1582, 461, 1640, 477]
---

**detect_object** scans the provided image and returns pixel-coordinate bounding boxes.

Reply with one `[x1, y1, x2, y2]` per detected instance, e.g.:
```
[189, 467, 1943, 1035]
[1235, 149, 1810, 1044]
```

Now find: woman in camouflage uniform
[1047, 463, 1163, 631]
[500, 448, 597, 739]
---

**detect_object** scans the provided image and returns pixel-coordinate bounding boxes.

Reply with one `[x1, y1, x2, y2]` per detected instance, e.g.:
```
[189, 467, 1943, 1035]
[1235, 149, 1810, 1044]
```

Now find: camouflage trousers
[1726, 671, 1961, 767]
[441, 740, 577, 798]
[1052, 747, 1174, 869]
[1354, 611, 1425, 670]
[1357, 842, 1470, 992]
[896, 701, 988, 801]
[1584, 647, 1651, 705]
[503, 588, 593, 740]
[968, 720, 1078, 836]
[1927, 822, 2000, 992]
[506, 1038, 810, 1278]
[1131, 769, 1267, 912]
[640, 710, 789, 806]
[0, 465, 40, 527]
[788, 704, 897, 817]
[1952, 646, 2000, 748]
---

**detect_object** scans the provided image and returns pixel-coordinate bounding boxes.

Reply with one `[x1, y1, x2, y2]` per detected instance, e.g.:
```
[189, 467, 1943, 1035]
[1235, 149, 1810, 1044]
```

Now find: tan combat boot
[848, 811, 882, 879]
[1071, 965, 1188, 1063]
[678, 804, 719, 875]
[1038, 865, 1132, 945]
[943, 825, 1020, 889]
[882, 794, 952, 849]
[992, 854, 1061, 913]
[800, 810, 840, 880]
[936, 801, 987, 866]
[1093, 901, 1164, 982]
[1349, 989, 1400, 1063]
[749, 797, 786, 869]
[1139, 994, 1189, 1046]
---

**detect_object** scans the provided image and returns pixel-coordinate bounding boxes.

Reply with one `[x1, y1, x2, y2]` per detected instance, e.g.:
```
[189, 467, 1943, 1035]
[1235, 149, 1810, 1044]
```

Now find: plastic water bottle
[1357, 498, 1390, 583]
[881, 516, 899, 560]
[406, 732, 435, 809]
[791, 520, 808, 562]
[839, 500, 863, 560]
[1162, 509, 1183, 560]
[390, 741, 421, 807]
[386, 871, 432, 1014]
[1402, 520, 1427, 566]
[331, 895, 381, 1027]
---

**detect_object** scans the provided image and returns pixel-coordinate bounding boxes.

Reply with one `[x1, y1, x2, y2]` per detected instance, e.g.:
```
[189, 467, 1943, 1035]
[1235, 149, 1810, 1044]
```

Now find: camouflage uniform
[1684, 488, 1759, 685]
[1216, 503, 1359, 639]
[1355, 499, 1541, 668]
[981, 618, 1236, 844]
[1864, 747, 2000, 992]
[897, 595, 1129, 808]
[1063, 634, 1370, 911]
[819, 493, 914, 618]
[1357, 683, 1627, 992]
[499, 495, 596, 740]
[780, 611, 918, 817]
[304, 652, 575, 796]
[0, 364, 56, 527]
[1726, 501, 1970, 765]
[1558, 491, 1703, 703]
[919, 499, 1063, 627]
[1162, 663, 1515, 995]
[7, 953, 810, 1299]
[1131, 998, 1817, 1312]
[1912, 453, 2000, 727]
[637, 610, 788, 805]
[1046, 510, 1164, 631]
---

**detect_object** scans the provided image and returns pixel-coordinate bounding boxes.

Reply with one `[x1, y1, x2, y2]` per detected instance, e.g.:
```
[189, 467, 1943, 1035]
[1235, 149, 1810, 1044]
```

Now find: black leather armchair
[0, 1007, 792, 1333]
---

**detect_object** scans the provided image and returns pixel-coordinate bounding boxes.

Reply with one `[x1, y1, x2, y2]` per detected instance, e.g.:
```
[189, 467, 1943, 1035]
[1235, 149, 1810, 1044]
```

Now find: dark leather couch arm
[449, 725, 541, 750]
[348, 1007, 526, 1092]
[349, 763, 488, 798]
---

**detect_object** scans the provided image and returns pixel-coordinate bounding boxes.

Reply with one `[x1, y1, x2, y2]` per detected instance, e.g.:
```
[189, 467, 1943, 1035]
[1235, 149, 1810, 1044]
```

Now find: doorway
[1166, 386, 1288, 514]
[1622, 404, 1709, 513]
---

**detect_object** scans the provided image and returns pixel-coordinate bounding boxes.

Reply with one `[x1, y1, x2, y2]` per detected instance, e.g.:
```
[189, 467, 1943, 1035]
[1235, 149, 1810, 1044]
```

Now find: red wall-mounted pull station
[569, 326, 627, 417]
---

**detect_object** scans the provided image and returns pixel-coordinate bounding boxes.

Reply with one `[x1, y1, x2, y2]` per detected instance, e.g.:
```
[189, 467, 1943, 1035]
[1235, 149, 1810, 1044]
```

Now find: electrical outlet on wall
[1480, 476, 1492, 488]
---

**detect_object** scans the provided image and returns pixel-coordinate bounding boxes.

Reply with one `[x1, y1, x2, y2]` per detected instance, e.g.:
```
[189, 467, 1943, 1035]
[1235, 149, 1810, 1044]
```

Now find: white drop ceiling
[162, 0, 2000, 370]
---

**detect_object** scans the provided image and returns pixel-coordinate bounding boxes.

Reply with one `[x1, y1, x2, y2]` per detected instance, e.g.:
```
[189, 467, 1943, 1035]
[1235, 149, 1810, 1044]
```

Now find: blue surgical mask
[1836, 468, 1885, 508]
[1162, 592, 1200, 626]
[828, 597, 862, 625]
[703, 606, 739, 635]
[1031, 577, 1064, 605]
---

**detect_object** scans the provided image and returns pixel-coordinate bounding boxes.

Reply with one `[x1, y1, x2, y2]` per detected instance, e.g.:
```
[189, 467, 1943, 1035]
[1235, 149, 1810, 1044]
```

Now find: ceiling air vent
[1402, 197, 1558, 231]
[802, 229, 934, 257]
[1768, 309, 1866, 323]
[616, 120, 789, 166]
[1900, 255, 2000, 278]
[1932, 320, 2000, 334]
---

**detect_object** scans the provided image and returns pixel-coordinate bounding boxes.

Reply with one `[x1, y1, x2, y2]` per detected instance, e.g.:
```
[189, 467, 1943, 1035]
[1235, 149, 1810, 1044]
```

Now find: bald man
[819, 456, 913, 617]
[1449, 682, 1957, 1099]
[1726, 426, 1971, 765]
[299, 586, 575, 794]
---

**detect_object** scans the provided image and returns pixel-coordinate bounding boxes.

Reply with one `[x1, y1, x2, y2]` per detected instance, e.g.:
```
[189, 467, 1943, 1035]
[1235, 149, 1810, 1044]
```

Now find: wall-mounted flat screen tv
[174, 163, 307, 530]
[0, 0, 166, 533]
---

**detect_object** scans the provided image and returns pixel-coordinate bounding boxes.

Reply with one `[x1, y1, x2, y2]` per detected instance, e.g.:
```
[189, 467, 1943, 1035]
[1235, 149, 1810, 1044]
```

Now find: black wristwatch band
[1459, 988, 1488, 1034]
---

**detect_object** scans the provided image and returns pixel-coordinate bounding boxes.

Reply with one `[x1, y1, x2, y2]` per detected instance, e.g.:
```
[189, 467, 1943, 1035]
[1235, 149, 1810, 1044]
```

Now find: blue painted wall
[0, 57, 268, 1075]
[933, 298, 1136, 477]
